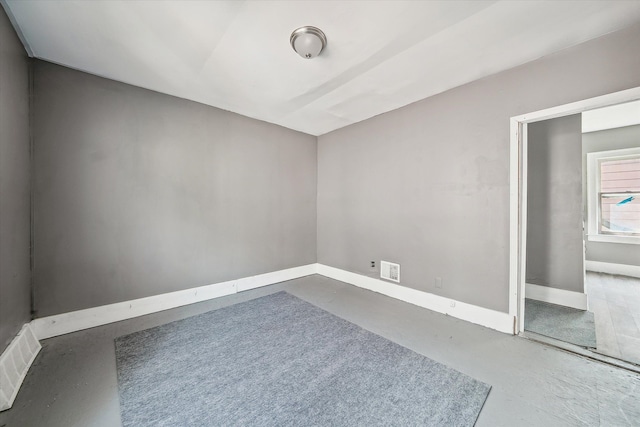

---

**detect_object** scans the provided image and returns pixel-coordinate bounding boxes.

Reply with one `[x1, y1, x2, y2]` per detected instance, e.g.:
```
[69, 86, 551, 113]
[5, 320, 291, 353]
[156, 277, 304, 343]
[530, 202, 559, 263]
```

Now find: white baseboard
[525, 283, 588, 310]
[316, 264, 514, 334]
[585, 261, 640, 279]
[31, 261, 517, 342]
[235, 264, 318, 292]
[0, 324, 41, 411]
[31, 264, 318, 340]
[19, 262, 520, 410]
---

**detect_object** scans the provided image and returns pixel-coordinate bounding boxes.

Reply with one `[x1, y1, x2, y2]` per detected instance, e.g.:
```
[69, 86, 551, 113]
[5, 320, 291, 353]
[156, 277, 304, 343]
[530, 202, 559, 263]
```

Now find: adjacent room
[523, 101, 640, 365]
[1, 1, 640, 426]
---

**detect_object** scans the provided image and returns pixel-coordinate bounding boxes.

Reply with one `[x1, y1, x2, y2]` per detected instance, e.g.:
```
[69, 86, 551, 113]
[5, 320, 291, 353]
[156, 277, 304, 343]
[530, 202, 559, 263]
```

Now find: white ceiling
[4, 1, 640, 136]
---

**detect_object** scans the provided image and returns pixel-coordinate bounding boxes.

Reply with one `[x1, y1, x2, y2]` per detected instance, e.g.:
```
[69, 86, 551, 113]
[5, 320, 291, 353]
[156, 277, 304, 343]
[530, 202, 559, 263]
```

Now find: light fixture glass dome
[290, 26, 326, 59]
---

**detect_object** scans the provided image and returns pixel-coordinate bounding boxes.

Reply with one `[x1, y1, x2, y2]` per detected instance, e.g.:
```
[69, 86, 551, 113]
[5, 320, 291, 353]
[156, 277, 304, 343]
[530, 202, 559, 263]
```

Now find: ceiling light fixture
[290, 26, 327, 59]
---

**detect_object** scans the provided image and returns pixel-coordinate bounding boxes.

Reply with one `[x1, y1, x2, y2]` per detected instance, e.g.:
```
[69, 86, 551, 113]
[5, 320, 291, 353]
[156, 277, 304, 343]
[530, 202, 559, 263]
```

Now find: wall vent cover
[380, 261, 400, 283]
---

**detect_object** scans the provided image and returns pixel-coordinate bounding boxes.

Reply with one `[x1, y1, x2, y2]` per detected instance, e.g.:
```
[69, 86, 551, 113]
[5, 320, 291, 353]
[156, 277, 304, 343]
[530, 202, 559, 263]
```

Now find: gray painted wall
[526, 115, 584, 293]
[583, 125, 640, 266]
[32, 61, 317, 317]
[317, 23, 640, 313]
[0, 7, 31, 351]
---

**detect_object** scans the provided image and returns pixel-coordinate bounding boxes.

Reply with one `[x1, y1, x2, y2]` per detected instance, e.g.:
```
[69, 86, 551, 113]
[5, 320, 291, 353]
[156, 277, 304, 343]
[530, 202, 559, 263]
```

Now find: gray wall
[32, 61, 317, 317]
[317, 23, 640, 313]
[526, 115, 584, 293]
[583, 124, 640, 266]
[0, 7, 31, 351]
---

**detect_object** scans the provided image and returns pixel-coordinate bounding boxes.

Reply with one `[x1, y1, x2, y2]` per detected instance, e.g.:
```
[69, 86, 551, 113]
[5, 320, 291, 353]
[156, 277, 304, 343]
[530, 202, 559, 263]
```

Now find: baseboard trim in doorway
[585, 261, 640, 279]
[525, 283, 588, 310]
[316, 264, 514, 334]
[0, 324, 41, 411]
[31, 264, 318, 340]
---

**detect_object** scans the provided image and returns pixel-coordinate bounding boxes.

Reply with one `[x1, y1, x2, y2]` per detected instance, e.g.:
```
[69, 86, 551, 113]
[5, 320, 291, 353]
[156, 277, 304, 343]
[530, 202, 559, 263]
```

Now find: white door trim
[509, 86, 640, 334]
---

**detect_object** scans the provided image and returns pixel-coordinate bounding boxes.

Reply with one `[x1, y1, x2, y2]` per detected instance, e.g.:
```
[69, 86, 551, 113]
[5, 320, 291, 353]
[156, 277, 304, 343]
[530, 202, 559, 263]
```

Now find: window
[587, 147, 640, 244]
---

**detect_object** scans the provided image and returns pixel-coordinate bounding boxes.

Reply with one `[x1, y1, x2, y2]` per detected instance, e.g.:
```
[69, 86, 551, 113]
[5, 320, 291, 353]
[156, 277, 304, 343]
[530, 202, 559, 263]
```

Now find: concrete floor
[586, 272, 640, 365]
[1, 275, 640, 426]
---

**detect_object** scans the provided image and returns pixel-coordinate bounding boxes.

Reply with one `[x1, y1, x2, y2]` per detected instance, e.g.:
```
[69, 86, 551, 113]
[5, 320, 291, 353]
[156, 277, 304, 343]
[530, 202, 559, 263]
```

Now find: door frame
[508, 86, 640, 334]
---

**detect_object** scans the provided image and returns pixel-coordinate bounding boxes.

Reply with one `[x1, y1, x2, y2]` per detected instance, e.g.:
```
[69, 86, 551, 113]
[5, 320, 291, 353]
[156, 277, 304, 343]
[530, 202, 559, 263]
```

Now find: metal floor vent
[380, 261, 400, 283]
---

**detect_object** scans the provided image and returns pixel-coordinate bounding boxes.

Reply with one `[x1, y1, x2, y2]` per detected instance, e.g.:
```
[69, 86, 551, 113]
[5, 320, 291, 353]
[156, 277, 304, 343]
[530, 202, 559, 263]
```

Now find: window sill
[587, 234, 640, 245]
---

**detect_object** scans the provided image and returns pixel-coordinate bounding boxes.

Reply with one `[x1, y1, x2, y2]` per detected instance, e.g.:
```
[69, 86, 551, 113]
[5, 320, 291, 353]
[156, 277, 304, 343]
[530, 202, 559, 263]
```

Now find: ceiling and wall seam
[0, 0, 33, 56]
[4, 1, 639, 136]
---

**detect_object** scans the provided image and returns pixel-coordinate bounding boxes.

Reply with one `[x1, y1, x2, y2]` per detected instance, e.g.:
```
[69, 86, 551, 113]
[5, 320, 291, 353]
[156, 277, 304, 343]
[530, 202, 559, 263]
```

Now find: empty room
[1, 1, 640, 426]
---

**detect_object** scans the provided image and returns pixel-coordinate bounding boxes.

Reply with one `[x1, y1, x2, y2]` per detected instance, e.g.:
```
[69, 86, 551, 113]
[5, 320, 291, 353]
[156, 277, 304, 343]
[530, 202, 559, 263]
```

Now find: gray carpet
[524, 299, 597, 348]
[115, 292, 491, 427]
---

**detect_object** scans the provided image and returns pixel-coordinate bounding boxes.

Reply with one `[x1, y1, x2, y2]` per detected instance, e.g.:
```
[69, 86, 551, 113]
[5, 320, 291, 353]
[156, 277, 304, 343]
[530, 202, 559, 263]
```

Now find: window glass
[599, 157, 640, 235]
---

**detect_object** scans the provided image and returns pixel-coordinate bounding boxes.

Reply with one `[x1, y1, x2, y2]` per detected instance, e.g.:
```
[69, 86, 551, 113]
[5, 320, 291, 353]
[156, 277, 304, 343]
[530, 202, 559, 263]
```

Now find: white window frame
[586, 147, 640, 245]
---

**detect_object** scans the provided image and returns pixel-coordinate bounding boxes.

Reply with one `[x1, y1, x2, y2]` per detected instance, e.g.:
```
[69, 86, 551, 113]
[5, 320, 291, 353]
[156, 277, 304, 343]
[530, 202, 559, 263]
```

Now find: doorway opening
[509, 87, 640, 368]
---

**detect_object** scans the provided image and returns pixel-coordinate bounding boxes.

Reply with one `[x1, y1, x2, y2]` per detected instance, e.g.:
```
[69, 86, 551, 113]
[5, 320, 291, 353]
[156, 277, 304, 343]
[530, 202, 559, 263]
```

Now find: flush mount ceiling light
[290, 26, 327, 59]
